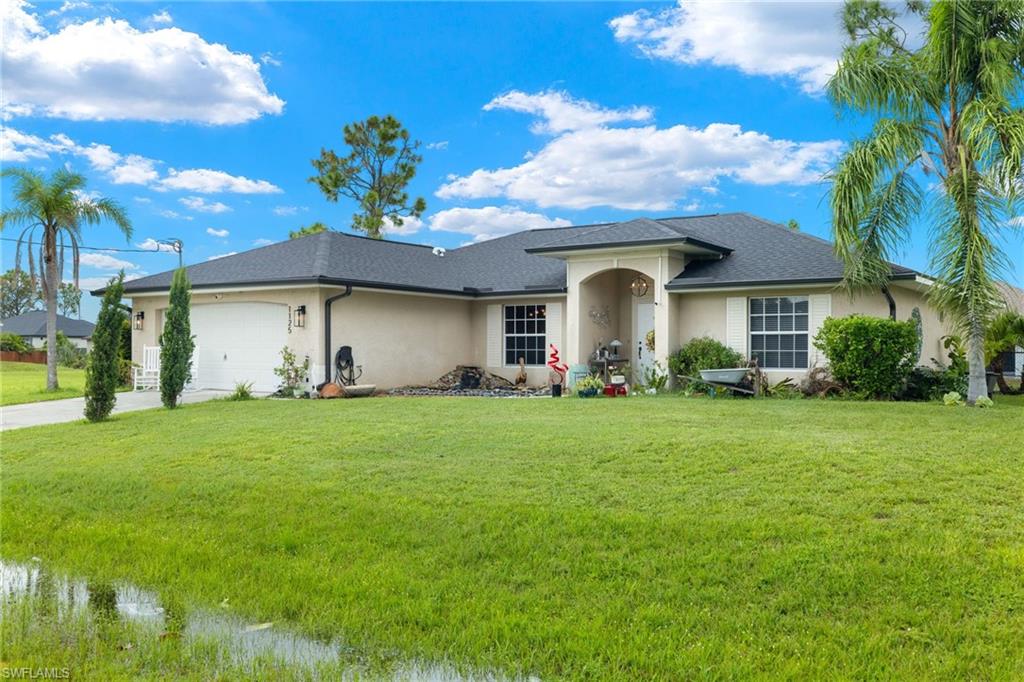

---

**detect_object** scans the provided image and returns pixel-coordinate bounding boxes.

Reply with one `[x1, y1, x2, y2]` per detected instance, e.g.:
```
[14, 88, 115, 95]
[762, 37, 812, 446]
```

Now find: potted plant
[575, 374, 604, 398]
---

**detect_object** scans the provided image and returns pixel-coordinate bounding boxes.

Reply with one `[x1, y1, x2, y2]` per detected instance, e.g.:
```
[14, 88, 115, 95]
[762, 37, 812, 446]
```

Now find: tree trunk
[965, 323, 987, 404]
[44, 236, 60, 391]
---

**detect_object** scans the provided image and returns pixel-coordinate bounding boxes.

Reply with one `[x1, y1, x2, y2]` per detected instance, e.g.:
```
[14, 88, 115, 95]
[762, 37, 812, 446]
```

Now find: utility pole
[157, 238, 184, 268]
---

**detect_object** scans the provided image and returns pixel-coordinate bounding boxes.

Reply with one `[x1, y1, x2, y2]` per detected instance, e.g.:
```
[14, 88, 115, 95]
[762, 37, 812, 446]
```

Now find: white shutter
[545, 302, 562, 357]
[486, 304, 502, 368]
[809, 294, 832, 366]
[725, 297, 748, 357]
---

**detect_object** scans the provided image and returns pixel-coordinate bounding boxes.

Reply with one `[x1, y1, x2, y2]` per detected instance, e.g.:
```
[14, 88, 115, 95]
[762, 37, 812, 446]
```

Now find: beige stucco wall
[324, 289, 473, 389]
[469, 296, 568, 385]
[675, 283, 952, 382]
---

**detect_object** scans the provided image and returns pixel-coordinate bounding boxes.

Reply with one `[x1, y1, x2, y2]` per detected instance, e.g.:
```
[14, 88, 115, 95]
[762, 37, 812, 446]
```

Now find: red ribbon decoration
[547, 343, 567, 381]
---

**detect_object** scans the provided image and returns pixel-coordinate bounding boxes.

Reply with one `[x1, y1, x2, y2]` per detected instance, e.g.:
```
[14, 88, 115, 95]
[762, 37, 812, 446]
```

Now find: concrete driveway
[1, 390, 226, 431]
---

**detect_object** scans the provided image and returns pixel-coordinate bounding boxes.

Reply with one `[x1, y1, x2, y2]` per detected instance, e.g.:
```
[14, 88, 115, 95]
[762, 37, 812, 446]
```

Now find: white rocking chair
[133, 345, 200, 391]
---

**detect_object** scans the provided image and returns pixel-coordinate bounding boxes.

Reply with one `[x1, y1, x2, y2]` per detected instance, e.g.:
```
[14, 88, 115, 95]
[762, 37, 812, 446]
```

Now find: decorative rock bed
[387, 386, 549, 398]
[388, 365, 549, 397]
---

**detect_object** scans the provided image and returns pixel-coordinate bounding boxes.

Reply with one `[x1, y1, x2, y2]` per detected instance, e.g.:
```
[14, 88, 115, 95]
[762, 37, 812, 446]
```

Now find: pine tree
[84, 273, 125, 422]
[160, 268, 194, 408]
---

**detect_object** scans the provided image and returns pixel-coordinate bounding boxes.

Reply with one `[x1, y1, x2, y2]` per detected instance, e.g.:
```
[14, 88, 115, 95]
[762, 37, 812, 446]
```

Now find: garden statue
[514, 357, 528, 386]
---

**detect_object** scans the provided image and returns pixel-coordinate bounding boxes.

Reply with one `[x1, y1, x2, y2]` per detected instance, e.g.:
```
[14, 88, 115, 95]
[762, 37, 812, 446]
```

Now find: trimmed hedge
[814, 315, 919, 398]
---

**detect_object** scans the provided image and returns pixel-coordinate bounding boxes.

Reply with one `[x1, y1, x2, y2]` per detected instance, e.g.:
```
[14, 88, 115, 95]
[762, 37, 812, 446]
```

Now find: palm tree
[827, 0, 1024, 404]
[1, 168, 132, 390]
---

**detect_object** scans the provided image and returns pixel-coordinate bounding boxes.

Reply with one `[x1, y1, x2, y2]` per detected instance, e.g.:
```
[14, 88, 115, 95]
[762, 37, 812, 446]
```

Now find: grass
[0, 360, 87, 405]
[2, 396, 1022, 679]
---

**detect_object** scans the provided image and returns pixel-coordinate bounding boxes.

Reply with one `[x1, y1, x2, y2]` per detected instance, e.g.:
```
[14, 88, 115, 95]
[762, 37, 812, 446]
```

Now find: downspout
[881, 285, 896, 321]
[322, 286, 353, 385]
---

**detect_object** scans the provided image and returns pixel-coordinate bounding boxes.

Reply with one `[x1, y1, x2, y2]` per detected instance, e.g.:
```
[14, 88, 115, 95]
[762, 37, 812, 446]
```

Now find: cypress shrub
[160, 268, 195, 408]
[84, 273, 126, 422]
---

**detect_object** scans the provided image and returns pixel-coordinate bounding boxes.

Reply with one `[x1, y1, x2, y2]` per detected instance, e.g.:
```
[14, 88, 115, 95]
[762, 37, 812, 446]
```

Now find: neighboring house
[0, 311, 95, 350]
[107, 213, 948, 393]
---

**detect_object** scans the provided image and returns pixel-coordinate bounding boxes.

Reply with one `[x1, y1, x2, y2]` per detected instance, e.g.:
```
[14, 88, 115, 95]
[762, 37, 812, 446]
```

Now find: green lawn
[2, 396, 1022, 679]
[0, 360, 87, 406]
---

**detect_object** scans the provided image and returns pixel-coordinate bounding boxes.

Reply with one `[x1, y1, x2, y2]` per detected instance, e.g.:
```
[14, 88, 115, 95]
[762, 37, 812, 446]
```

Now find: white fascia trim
[669, 283, 838, 294]
[128, 282, 567, 302]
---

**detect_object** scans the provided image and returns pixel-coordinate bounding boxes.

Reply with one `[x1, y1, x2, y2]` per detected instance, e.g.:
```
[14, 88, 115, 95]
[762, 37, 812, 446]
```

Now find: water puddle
[1, 559, 532, 681]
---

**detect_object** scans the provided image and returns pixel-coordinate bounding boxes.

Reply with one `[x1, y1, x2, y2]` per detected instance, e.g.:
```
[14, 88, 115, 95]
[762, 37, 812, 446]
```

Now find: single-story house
[0, 311, 95, 350]
[107, 212, 952, 393]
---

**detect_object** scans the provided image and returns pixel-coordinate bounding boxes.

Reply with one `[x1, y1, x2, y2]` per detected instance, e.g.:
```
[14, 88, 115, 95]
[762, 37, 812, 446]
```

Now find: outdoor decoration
[547, 344, 567, 383]
[547, 344, 567, 397]
[630, 276, 649, 298]
[514, 357, 528, 386]
[645, 329, 655, 352]
[588, 305, 610, 328]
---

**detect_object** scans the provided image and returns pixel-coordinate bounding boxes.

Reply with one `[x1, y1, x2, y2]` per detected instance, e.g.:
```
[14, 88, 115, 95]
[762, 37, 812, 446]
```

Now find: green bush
[1, 332, 30, 353]
[668, 337, 744, 390]
[943, 391, 964, 406]
[814, 315, 919, 399]
[160, 268, 194, 408]
[226, 381, 255, 401]
[85, 274, 125, 422]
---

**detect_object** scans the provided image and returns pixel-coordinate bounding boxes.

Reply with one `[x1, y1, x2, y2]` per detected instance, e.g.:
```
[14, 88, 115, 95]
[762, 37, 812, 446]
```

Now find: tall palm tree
[1, 168, 132, 390]
[827, 0, 1024, 404]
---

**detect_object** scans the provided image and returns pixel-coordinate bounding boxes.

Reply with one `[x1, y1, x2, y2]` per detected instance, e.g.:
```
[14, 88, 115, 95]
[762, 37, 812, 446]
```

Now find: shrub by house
[814, 315, 919, 399]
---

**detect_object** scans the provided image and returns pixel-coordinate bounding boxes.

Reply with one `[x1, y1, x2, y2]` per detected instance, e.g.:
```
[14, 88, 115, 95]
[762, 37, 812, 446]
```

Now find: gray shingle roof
[1, 311, 95, 338]
[661, 213, 916, 289]
[113, 213, 920, 297]
[526, 216, 733, 254]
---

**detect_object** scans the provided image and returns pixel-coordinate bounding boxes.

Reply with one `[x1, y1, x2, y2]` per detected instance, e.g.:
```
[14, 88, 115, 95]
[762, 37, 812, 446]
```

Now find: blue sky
[3, 1, 1022, 320]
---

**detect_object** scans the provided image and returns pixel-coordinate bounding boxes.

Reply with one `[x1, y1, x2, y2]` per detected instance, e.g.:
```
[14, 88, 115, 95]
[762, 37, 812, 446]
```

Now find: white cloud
[181, 196, 231, 213]
[1, 126, 280, 194]
[133, 196, 152, 203]
[206, 227, 230, 238]
[428, 206, 571, 243]
[484, 90, 653, 134]
[159, 168, 281, 194]
[148, 10, 173, 25]
[1, 127, 66, 161]
[253, 238, 275, 246]
[207, 251, 237, 261]
[79, 252, 140, 271]
[2, 0, 284, 124]
[382, 215, 424, 236]
[158, 209, 193, 221]
[438, 92, 841, 211]
[272, 205, 303, 216]
[610, 1, 843, 93]
[74, 273, 144, 291]
[426, 140, 449, 150]
[137, 238, 178, 252]
[1008, 216, 1024, 227]
[47, 1, 90, 17]
[260, 52, 282, 67]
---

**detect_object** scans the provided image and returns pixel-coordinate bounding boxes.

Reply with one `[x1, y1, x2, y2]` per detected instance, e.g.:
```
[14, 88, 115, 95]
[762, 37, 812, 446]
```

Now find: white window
[749, 296, 809, 369]
[504, 304, 546, 366]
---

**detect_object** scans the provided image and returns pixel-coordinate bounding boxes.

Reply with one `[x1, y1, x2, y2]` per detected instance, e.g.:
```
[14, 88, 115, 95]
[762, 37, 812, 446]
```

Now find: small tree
[160, 268, 194, 408]
[58, 282, 82, 317]
[289, 221, 330, 239]
[0, 269, 41, 318]
[309, 115, 426, 239]
[84, 273, 126, 422]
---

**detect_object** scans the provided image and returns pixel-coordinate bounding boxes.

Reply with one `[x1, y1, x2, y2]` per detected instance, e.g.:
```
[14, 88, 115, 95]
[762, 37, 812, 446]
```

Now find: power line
[1, 236, 177, 254]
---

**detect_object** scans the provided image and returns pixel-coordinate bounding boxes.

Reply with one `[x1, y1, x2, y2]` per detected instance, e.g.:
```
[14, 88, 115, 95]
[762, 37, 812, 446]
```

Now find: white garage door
[190, 302, 289, 392]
